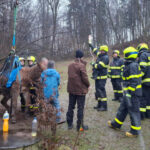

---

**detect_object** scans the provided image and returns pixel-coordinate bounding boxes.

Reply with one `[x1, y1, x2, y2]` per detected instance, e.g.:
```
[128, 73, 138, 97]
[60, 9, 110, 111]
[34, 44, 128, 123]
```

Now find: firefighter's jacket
[90, 45, 109, 80]
[108, 57, 124, 79]
[123, 59, 142, 97]
[138, 49, 150, 86]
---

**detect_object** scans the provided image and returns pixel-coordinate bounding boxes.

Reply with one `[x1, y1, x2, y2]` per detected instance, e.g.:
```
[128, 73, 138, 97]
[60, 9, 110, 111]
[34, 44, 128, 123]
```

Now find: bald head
[40, 57, 49, 70]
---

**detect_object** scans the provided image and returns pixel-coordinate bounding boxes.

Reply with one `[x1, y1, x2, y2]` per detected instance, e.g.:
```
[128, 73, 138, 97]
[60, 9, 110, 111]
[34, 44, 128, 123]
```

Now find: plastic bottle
[3, 111, 9, 132]
[31, 117, 38, 137]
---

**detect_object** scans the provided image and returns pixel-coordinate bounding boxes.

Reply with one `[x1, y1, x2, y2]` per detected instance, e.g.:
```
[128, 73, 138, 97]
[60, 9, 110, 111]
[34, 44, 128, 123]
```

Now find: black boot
[93, 101, 101, 109]
[97, 102, 107, 111]
[68, 124, 73, 130]
[146, 110, 150, 119]
[141, 112, 146, 120]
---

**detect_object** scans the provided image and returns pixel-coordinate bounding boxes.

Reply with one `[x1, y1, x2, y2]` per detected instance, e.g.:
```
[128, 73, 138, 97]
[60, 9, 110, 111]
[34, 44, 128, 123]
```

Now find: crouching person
[41, 61, 62, 123]
[66, 50, 90, 131]
[108, 47, 142, 137]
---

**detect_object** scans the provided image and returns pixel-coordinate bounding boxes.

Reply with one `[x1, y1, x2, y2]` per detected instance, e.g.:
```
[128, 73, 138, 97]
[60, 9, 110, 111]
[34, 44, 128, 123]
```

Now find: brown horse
[0, 62, 46, 123]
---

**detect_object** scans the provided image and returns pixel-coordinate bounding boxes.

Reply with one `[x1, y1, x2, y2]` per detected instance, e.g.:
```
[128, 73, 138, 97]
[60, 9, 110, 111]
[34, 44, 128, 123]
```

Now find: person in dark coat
[66, 50, 90, 131]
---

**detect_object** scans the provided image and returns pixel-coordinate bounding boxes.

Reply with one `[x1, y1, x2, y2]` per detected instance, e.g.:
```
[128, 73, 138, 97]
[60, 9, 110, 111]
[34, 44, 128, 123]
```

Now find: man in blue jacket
[41, 61, 61, 123]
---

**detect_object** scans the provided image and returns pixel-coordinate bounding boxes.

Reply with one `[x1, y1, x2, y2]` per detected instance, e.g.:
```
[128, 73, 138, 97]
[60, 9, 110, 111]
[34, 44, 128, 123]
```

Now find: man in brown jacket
[66, 50, 90, 131]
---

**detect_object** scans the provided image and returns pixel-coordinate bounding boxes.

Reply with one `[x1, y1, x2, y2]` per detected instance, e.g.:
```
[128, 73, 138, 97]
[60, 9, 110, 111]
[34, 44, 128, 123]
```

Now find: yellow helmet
[27, 56, 36, 62]
[137, 43, 149, 51]
[113, 50, 120, 56]
[19, 57, 25, 61]
[124, 47, 138, 59]
[99, 45, 109, 52]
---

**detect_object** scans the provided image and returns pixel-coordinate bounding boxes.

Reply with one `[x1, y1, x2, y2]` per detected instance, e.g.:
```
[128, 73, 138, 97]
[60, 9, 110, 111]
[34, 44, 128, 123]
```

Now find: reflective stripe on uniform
[95, 64, 98, 69]
[99, 61, 108, 68]
[140, 108, 146, 112]
[111, 75, 121, 79]
[97, 52, 100, 56]
[146, 106, 150, 110]
[140, 62, 150, 66]
[93, 48, 97, 52]
[140, 62, 148, 66]
[115, 118, 123, 125]
[123, 85, 142, 92]
[114, 90, 123, 93]
[101, 98, 107, 101]
[97, 76, 107, 79]
[126, 94, 131, 97]
[131, 125, 141, 130]
[142, 78, 150, 83]
[109, 66, 121, 69]
[122, 74, 142, 80]
[30, 106, 39, 109]
[98, 98, 101, 101]
[141, 72, 145, 76]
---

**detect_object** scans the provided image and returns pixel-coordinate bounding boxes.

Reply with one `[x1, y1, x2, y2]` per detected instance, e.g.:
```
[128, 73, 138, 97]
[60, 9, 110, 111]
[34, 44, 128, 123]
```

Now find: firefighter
[89, 44, 109, 111]
[108, 50, 124, 102]
[19, 57, 25, 67]
[27, 56, 37, 115]
[27, 56, 36, 67]
[137, 43, 150, 119]
[19, 57, 26, 112]
[108, 47, 142, 137]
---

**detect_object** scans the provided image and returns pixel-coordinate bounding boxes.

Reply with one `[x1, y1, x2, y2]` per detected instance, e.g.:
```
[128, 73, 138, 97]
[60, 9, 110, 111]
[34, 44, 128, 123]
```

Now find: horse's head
[30, 58, 48, 81]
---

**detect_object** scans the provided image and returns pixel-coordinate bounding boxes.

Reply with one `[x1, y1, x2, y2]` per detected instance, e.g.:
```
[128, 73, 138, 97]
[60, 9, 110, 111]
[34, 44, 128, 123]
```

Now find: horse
[0, 62, 46, 123]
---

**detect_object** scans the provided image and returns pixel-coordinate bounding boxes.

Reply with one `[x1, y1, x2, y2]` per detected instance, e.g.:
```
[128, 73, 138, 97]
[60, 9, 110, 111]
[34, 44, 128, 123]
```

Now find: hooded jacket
[41, 69, 60, 99]
[67, 59, 90, 95]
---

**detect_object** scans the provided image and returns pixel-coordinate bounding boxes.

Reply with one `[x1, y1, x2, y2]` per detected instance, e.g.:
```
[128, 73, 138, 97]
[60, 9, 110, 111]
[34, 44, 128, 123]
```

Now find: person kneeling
[108, 47, 142, 137]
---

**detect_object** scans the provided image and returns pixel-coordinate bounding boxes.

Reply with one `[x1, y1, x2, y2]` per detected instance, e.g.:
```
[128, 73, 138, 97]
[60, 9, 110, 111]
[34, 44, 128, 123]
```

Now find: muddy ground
[0, 58, 150, 150]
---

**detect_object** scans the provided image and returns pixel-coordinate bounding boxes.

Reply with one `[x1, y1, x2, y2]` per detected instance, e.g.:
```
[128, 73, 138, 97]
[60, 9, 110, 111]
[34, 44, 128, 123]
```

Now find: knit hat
[76, 50, 84, 58]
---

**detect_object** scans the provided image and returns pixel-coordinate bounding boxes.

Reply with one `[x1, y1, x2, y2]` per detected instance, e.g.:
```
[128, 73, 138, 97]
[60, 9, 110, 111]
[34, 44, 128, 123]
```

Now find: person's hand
[88, 35, 93, 44]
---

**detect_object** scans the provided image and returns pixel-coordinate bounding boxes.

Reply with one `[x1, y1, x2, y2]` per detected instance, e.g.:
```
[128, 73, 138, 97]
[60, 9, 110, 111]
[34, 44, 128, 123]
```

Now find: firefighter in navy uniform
[27, 56, 37, 115]
[137, 43, 150, 119]
[19, 57, 26, 112]
[108, 50, 124, 102]
[89, 44, 109, 111]
[108, 47, 142, 137]
[27, 56, 36, 67]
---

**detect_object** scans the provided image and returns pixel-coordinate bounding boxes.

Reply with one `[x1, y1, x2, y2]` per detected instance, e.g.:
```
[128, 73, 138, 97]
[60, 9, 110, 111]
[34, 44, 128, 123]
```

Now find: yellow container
[3, 118, 9, 132]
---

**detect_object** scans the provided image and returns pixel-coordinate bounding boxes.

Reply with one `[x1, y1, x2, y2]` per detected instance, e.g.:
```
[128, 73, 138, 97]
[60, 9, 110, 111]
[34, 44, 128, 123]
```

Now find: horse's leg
[10, 84, 20, 124]
[1, 93, 10, 111]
